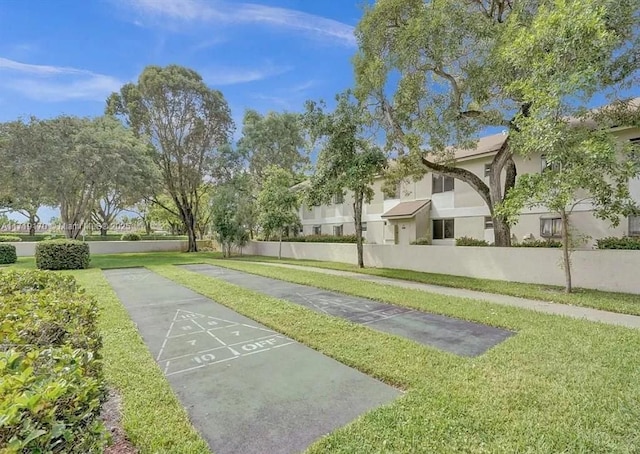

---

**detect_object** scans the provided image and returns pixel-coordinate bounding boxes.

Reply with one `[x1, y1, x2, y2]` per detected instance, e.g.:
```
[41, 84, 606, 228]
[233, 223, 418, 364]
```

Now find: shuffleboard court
[181, 264, 514, 357]
[103, 268, 400, 454]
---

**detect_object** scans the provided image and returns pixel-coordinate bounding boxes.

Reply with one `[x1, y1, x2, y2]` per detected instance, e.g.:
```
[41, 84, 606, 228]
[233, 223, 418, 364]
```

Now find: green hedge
[0, 235, 21, 242]
[596, 236, 640, 250]
[35, 239, 90, 270]
[410, 237, 431, 245]
[456, 237, 489, 246]
[279, 234, 359, 244]
[0, 244, 17, 264]
[121, 233, 142, 241]
[513, 239, 563, 248]
[0, 271, 107, 453]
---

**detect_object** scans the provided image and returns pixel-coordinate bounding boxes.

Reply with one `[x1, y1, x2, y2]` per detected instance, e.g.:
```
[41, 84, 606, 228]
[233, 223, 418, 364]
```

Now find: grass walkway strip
[74, 269, 210, 454]
[160, 262, 640, 453]
[233, 255, 640, 316]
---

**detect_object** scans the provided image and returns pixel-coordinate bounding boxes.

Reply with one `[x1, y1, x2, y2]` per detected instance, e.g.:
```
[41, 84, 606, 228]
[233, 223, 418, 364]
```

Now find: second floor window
[383, 183, 401, 200]
[333, 192, 344, 204]
[484, 164, 492, 178]
[541, 155, 561, 173]
[432, 174, 454, 194]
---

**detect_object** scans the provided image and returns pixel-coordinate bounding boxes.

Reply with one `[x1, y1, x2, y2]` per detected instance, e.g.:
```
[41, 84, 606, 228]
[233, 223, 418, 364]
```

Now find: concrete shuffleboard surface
[103, 268, 400, 454]
[181, 264, 514, 357]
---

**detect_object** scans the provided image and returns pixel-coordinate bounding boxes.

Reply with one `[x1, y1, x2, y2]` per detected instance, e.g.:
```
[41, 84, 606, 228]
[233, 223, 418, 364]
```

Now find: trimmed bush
[596, 236, 640, 250]
[35, 239, 90, 270]
[456, 237, 489, 246]
[0, 235, 21, 242]
[410, 237, 431, 245]
[513, 239, 562, 248]
[282, 234, 359, 244]
[121, 232, 142, 241]
[0, 270, 106, 452]
[0, 243, 17, 264]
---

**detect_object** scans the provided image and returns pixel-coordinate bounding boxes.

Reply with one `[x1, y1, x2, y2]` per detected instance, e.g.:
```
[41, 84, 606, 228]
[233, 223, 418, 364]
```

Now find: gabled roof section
[381, 199, 431, 219]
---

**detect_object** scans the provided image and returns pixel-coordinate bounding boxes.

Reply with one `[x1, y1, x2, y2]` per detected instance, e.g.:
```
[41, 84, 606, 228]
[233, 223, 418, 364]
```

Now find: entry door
[394, 224, 399, 245]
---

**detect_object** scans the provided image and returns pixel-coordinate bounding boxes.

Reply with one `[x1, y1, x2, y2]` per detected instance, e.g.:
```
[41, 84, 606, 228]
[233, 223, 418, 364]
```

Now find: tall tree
[0, 118, 55, 235]
[257, 166, 300, 259]
[211, 181, 250, 258]
[303, 92, 387, 268]
[354, 0, 639, 246]
[40, 116, 154, 239]
[237, 110, 308, 184]
[107, 65, 234, 252]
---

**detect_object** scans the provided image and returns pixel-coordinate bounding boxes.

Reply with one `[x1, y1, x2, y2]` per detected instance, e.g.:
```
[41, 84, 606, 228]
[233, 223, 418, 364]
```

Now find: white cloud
[0, 57, 123, 102]
[118, 0, 356, 47]
[202, 63, 292, 86]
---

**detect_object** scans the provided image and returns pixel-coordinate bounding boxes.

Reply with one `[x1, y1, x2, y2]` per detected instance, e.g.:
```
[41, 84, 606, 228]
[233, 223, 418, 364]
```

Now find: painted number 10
[193, 353, 216, 364]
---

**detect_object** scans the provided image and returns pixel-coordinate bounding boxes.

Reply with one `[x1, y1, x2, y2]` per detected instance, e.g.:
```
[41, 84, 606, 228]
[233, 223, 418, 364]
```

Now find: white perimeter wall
[245, 241, 640, 294]
[12, 240, 187, 257]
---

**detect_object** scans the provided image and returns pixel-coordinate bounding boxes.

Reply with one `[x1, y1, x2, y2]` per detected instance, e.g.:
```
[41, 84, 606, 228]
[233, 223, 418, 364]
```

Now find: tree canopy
[107, 64, 234, 252]
[354, 0, 640, 246]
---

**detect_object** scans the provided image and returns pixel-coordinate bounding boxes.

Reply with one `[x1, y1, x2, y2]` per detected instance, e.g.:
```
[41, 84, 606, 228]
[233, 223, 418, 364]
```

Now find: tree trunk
[28, 213, 37, 237]
[145, 221, 152, 235]
[492, 215, 512, 247]
[353, 191, 365, 268]
[100, 227, 108, 237]
[183, 210, 198, 252]
[560, 208, 572, 293]
[278, 230, 283, 260]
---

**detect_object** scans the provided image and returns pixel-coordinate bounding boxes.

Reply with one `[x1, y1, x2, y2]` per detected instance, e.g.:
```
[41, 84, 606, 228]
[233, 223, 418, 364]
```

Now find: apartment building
[299, 126, 640, 246]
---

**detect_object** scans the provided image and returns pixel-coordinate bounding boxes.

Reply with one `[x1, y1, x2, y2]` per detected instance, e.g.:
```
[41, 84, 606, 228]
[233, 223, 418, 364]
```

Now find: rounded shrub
[120, 232, 142, 241]
[0, 235, 22, 242]
[35, 239, 90, 270]
[0, 243, 17, 264]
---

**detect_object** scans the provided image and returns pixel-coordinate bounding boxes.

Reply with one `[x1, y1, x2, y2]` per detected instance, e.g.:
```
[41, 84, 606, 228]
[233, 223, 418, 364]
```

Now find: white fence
[244, 241, 640, 294]
[12, 240, 188, 257]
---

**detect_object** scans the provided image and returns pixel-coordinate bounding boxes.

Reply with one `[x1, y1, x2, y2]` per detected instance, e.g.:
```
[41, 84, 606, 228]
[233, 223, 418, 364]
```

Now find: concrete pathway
[182, 264, 513, 357]
[103, 268, 400, 454]
[242, 262, 640, 330]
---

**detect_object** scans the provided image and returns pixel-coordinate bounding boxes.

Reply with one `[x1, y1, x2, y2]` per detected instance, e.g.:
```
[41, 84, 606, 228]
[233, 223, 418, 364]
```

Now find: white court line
[166, 355, 239, 377]
[206, 330, 227, 346]
[361, 310, 417, 326]
[272, 341, 295, 349]
[156, 335, 170, 361]
[163, 360, 171, 374]
[156, 334, 290, 363]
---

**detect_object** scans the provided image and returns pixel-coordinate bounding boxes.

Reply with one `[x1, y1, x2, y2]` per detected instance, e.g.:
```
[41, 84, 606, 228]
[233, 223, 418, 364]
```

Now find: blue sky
[0, 0, 365, 222]
[0, 0, 363, 135]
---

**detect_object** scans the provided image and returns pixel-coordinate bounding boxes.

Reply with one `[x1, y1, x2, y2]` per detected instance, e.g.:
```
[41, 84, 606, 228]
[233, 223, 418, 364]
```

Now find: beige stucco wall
[13, 240, 188, 257]
[245, 241, 640, 294]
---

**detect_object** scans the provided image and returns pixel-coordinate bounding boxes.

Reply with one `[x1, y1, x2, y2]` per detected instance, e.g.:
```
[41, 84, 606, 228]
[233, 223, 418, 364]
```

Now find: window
[361, 222, 367, 232]
[333, 225, 343, 236]
[484, 164, 492, 178]
[432, 219, 455, 240]
[383, 183, 401, 200]
[540, 217, 562, 238]
[484, 216, 494, 229]
[313, 225, 321, 235]
[432, 174, 454, 194]
[541, 155, 561, 172]
[333, 192, 344, 204]
[629, 216, 640, 236]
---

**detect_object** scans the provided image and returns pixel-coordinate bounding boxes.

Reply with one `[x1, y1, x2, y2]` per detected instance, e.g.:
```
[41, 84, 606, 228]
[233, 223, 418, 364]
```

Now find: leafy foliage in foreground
[455, 237, 489, 247]
[120, 233, 142, 241]
[0, 270, 106, 453]
[279, 234, 359, 244]
[0, 235, 21, 242]
[35, 239, 90, 270]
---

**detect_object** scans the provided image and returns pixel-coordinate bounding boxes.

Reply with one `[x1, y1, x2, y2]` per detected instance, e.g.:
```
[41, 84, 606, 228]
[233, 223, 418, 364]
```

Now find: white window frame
[361, 222, 367, 232]
[541, 155, 561, 173]
[432, 218, 455, 240]
[333, 192, 344, 205]
[312, 225, 321, 235]
[333, 225, 343, 236]
[484, 216, 494, 229]
[629, 215, 640, 236]
[484, 164, 492, 178]
[540, 217, 562, 238]
[432, 174, 454, 194]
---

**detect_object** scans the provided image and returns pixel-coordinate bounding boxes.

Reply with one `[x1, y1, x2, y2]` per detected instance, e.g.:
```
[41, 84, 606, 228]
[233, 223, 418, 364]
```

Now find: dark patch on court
[103, 268, 400, 454]
[181, 264, 514, 357]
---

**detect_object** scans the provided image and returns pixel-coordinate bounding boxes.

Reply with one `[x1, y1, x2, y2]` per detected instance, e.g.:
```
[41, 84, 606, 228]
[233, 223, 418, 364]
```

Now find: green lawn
[3, 252, 640, 453]
[231, 255, 640, 316]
